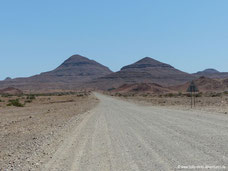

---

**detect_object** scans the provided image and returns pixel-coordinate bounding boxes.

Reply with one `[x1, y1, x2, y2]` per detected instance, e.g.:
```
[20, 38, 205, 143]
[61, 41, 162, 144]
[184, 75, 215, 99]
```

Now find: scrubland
[107, 91, 228, 114]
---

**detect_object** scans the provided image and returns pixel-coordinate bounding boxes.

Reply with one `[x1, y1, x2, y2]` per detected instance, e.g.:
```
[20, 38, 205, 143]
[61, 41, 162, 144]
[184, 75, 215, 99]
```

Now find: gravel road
[43, 93, 228, 171]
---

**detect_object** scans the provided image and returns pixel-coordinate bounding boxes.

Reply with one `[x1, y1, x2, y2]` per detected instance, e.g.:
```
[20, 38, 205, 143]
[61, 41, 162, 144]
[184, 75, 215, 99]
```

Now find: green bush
[195, 92, 203, 97]
[27, 95, 36, 100]
[211, 93, 222, 97]
[7, 99, 24, 107]
[165, 93, 175, 98]
[178, 92, 182, 96]
[107, 88, 116, 91]
[77, 94, 84, 97]
[1, 94, 13, 97]
[186, 93, 192, 97]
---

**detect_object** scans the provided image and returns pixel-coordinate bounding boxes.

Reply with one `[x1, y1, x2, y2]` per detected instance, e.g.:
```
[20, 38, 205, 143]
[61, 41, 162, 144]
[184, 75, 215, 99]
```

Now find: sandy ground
[0, 93, 98, 171]
[43, 93, 228, 171]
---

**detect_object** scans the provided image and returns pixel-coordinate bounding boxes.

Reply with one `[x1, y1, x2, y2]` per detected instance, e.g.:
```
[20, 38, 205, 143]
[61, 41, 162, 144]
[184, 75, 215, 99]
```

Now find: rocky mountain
[42, 55, 112, 79]
[2, 55, 226, 92]
[170, 77, 228, 92]
[4, 77, 12, 81]
[197, 69, 220, 74]
[0, 55, 112, 91]
[89, 57, 195, 89]
[0, 87, 23, 95]
[111, 83, 171, 94]
[193, 69, 228, 79]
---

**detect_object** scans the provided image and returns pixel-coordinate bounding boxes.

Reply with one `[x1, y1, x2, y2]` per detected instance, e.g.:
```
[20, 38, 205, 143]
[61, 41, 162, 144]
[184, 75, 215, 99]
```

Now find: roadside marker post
[187, 81, 199, 108]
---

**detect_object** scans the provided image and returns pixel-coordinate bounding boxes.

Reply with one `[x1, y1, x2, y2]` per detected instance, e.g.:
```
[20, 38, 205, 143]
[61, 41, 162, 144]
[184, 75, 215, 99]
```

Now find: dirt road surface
[43, 93, 228, 171]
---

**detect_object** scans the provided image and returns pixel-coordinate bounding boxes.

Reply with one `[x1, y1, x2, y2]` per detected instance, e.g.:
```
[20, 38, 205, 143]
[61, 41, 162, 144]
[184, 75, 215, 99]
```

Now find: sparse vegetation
[28, 91, 88, 97]
[24, 100, 32, 103]
[108, 88, 116, 91]
[1, 94, 13, 98]
[186, 93, 192, 97]
[178, 92, 182, 96]
[108, 91, 228, 100]
[195, 92, 203, 97]
[166, 93, 175, 98]
[7, 99, 24, 107]
[77, 94, 84, 97]
[27, 94, 36, 100]
[209, 92, 222, 97]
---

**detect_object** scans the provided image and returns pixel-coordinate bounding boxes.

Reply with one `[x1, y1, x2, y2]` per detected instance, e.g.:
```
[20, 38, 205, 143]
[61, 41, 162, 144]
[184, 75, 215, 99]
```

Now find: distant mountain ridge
[112, 76, 228, 94]
[193, 68, 228, 79]
[0, 55, 228, 92]
[112, 83, 171, 94]
[0, 55, 112, 91]
[170, 76, 228, 92]
[0, 87, 23, 95]
[121, 57, 174, 70]
[199, 69, 220, 74]
[41, 55, 112, 79]
[88, 57, 195, 89]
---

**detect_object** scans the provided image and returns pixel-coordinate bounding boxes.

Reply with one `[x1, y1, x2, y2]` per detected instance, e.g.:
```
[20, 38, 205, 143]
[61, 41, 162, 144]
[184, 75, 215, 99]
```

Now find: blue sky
[0, 0, 228, 80]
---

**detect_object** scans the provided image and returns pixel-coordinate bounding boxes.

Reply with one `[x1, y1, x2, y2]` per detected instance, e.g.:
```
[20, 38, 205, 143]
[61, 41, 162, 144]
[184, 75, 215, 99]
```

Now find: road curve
[43, 93, 228, 171]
